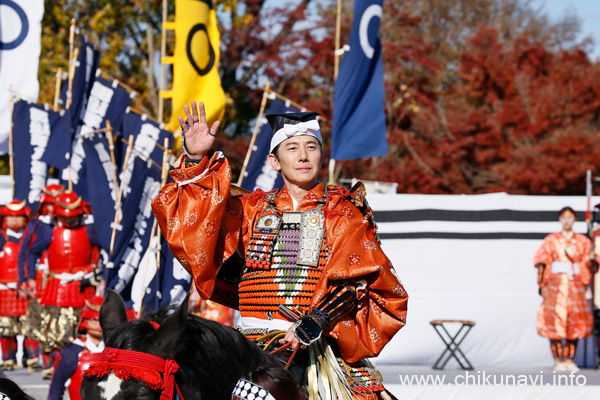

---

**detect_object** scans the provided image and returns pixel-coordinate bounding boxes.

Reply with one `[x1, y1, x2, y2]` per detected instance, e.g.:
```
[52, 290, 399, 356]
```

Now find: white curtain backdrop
[371, 192, 598, 367]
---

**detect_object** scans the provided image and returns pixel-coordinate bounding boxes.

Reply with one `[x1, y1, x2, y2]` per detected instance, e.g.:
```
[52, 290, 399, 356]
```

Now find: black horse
[80, 290, 281, 400]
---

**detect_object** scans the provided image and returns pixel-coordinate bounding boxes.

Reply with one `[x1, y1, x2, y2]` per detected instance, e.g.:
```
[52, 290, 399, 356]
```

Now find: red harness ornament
[84, 322, 181, 400]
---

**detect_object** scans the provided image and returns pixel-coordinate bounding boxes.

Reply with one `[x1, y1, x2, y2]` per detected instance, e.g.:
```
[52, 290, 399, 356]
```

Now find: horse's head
[80, 289, 188, 400]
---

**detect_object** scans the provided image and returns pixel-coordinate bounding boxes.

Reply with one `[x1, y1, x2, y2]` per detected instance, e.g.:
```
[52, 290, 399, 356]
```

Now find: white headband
[269, 119, 322, 153]
[232, 379, 276, 400]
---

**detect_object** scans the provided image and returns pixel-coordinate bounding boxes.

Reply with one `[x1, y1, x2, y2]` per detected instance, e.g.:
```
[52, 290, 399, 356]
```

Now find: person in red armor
[0, 200, 37, 372]
[47, 296, 104, 400]
[17, 184, 64, 373]
[18, 190, 102, 379]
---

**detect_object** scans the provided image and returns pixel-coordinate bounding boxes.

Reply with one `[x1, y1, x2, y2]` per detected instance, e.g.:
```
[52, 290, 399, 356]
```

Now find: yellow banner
[164, 0, 226, 132]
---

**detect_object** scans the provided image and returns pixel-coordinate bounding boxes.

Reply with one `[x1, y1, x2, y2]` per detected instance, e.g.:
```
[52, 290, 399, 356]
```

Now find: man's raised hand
[177, 100, 221, 159]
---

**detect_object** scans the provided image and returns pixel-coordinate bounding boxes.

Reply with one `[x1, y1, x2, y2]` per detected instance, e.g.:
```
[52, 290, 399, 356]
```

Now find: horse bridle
[84, 321, 184, 400]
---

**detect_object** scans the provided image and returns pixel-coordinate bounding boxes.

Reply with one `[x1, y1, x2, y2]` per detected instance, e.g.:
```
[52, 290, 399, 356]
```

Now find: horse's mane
[105, 306, 281, 399]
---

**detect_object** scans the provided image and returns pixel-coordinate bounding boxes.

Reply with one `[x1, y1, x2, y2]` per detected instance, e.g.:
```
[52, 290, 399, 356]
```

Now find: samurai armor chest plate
[298, 210, 325, 267]
[47, 225, 94, 274]
[0, 240, 20, 283]
[238, 211, 328, 320]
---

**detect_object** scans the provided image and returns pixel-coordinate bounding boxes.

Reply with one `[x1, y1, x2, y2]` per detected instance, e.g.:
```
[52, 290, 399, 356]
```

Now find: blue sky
[537, 0, 600, 59]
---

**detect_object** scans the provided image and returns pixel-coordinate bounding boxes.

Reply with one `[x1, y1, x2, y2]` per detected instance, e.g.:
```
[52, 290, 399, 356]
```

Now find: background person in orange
[152, 101, 408, 399]
[534, 206, 595, 372]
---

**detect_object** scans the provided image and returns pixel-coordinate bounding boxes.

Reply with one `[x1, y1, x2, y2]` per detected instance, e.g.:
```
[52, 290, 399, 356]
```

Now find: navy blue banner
[331, 0, 388, 160]
[12, 100, 70, 209]
[62, 35, 101, 131]
[141, 237, 192, 314]
[41, 36, 100, 169]
[241, 98, 296, 191]
[104, 112, 173, 305]
[62, 73, 132, 201]
[82, 134, 117, 252]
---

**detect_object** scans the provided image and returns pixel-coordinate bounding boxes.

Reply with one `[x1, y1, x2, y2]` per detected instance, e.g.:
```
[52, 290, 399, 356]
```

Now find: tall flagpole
[156, 137, 170, 269]
[330, 0, 343, 184]
[158, 0, 168, 123]
[66, 19, 77, 110]
[105, 120, 119, 198]
[8, 86, 15, 198]
[53, 68, 63, 112]
[238, 81, 271, 187]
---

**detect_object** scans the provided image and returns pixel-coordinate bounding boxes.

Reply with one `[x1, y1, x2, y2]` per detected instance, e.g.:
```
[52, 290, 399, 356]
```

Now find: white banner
[0, 0, 43, 153]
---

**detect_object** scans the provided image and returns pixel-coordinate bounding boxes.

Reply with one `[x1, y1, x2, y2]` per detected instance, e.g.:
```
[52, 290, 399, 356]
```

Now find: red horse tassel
[84, 347, 180, 400]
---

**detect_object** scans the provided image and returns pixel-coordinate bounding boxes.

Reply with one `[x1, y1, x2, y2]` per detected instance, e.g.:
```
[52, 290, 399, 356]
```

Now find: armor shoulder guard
[327, 181, 380, 242]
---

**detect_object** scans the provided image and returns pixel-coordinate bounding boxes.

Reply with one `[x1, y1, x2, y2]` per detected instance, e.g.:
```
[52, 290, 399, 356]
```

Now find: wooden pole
[118, 137, 162, 171]
[238, 81, 271, 186]
[334, 0, 343, 80]
[104, 121, 119, 200]
[330, 0, 344, 184]
[109, 134, 135, 255]
[158, 0, 168, 123]
[66, 19, 77, 110]
[156, 137, 170, 269]
[53, 68, 63, 112]
[8, 86, 15, 198]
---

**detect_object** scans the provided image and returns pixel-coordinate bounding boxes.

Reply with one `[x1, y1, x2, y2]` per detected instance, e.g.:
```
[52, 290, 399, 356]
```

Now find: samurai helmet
[39, 183, 64, 204]
[0, 199, 31, 217]
[77, 296, 104, 333]
[55, 190, 85, 217]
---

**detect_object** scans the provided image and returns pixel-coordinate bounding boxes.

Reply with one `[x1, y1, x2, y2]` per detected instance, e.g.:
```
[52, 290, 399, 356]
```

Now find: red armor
[0, 239, 20, 284]
[68, 348, 102, 400]
[47, 225, 95, 275]
[40, 225, 97, 308]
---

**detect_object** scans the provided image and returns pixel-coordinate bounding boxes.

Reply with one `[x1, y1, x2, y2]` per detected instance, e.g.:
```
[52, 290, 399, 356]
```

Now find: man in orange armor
[152, 102, 408, 399]
[18, 190, 101, 378]
[0, 200, 37, 371]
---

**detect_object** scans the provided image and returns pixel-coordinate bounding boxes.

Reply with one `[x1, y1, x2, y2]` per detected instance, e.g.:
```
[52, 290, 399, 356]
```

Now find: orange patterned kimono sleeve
[152, 153, 242, 299]
[533, 235, 554, 268]
[316, 194, 408, 364]
[575, 234, 592, 285]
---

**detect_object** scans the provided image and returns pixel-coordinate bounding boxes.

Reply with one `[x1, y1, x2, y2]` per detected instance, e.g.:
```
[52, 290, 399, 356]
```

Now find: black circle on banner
[186, 23, 215, 76]
[0, 0, 29, 50]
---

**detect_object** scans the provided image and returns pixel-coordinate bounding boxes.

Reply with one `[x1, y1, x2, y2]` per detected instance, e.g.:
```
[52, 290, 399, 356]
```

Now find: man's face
[268, 135, 321, 188]
[86, 318, 102, 340]
[57, 214, 81, 228]
[5, 215, 27, 230]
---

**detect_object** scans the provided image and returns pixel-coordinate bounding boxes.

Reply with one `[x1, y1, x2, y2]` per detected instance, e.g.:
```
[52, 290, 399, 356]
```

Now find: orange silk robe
[152, 153, 408, 363]
[533, 232, 593, 340]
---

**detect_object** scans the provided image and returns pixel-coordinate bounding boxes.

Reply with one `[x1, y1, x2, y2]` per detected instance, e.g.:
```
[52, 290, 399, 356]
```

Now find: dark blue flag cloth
[62, 72, 132, 200]
[241, 98, 297, 191]
[82, 134, 117, 252]
[138, 237, 192, 314]
[331, 0, 388, 160]
[61, 35, 101, 131]
[41, 35, 100, 170]
[12, 100, 70, 209]
[104, 111, 173, 305]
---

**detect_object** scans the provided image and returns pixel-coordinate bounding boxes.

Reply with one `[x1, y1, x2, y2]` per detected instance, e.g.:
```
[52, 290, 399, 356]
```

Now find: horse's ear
[149, 292, 190, 356]
[100, 289, 129, 339]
